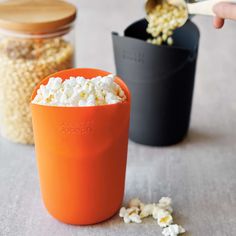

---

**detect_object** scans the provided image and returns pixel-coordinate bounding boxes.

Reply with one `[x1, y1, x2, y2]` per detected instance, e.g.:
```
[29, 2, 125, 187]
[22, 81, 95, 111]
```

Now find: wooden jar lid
[0, 0, 77, 34]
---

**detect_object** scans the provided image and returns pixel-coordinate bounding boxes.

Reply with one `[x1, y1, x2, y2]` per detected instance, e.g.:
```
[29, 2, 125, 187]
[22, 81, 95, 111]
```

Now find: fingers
[213, 2, 236, 20]
[213, 16, 225, 28]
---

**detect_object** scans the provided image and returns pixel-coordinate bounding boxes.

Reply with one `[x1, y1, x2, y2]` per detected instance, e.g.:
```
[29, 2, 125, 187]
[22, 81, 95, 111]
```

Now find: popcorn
[119, 207, 127, 217]
[156, 209, 173, 227]
[119, 197, 186, 235]
[119, 207, 142, 224]
[129, 213, 142, 224]
[153, 197, 173, 220]
[32, 74, 126, 107]
[157, 197, 173, 213]
[127, 207, 140, 215]
[153, 205, 162, 219]
[140, 203, 155, 218]
[162, 224, 186, 236]
[123, 215, 131, 224]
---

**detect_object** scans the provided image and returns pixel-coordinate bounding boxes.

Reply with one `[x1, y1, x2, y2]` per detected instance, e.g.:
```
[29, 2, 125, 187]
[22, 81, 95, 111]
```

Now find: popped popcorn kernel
[162, 224, 186, 236]
[119, 207, 127, 218]
[156, 209, 173, 227]
[119, 206, 142, 224]
[140, 203, 155, 218]
[157, 197, 173, 213]
[129, 213, 142, 224]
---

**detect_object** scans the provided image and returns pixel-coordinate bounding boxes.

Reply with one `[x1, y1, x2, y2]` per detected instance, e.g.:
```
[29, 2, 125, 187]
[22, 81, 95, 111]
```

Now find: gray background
[1, 0, 236, 235]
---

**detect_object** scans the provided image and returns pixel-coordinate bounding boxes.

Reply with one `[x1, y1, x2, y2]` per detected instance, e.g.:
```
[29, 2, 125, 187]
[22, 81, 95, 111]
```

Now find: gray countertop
[1, 0, 236, 235]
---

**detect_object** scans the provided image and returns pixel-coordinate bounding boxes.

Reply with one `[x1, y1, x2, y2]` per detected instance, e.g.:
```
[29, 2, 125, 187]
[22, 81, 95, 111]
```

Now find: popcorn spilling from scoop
[146, 2, 187, 46]
[32, 74, 126, 107]
[119, 197, 185, 236]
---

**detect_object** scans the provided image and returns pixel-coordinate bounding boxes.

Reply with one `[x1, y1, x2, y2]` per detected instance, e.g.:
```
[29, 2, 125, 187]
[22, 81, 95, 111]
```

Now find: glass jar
[0, 0, 76, 144]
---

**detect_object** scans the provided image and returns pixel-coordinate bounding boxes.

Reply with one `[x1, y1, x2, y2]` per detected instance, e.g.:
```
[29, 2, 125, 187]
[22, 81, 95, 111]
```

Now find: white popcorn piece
[157, 197, 173, 213]
[152, 205, 162, 219]
[47, 77, 62, 90]
[162, 224, 186, 236]
[156, 209, 173, 227]
[32, 74, 126, 107]
[140, 204, 155, 218]
[119, 206, 142, 224]
[127, 207, 140, 215]
[161, 205, 173, 214]
[129, 213, 142, 224]
[124, 215, 131, 224]
[128, 198, 142, 208]
[119, 207, 127, 218]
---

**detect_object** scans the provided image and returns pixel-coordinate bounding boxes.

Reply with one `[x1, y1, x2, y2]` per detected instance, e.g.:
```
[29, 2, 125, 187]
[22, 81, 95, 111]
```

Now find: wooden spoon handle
[187, 0, 236, 16]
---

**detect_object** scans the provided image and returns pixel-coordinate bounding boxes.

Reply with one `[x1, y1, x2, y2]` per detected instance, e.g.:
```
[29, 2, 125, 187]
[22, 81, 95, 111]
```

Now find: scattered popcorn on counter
[119, 197, 185, 235]
[32, 74, 126, 107]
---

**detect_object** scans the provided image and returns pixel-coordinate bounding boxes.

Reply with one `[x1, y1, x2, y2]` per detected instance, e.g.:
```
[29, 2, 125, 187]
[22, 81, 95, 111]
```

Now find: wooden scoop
[145, 0, 235, 26]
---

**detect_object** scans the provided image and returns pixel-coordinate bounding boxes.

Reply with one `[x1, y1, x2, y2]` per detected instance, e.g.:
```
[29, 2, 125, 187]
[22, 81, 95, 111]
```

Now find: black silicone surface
[112, 19, 200, 146]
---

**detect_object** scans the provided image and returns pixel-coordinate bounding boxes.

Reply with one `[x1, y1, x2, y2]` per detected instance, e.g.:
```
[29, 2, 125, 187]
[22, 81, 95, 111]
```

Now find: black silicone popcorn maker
[112, 19, 200, 146]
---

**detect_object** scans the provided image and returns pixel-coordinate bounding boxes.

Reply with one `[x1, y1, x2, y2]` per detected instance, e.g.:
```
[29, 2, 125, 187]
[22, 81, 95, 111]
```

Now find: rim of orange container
[31, 68, 131, 109]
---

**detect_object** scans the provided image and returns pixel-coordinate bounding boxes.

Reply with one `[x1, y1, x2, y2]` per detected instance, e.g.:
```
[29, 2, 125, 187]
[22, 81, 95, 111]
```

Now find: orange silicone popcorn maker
[31, 68, 131, 225]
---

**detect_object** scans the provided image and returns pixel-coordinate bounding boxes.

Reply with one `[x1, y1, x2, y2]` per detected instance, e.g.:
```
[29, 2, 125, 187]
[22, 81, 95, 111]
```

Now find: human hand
[213, 2, 236, 28]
